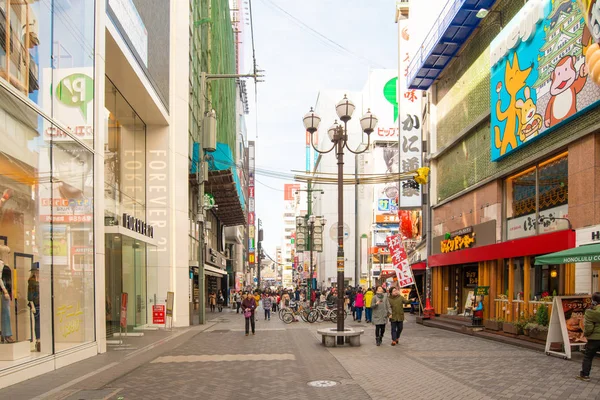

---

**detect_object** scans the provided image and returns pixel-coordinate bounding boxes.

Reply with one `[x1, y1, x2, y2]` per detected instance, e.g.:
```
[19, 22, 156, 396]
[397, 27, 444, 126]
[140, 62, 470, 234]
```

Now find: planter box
[484, 320, 503, 331]
[503, 322, 521, 335]
[529, 329, 548, 341]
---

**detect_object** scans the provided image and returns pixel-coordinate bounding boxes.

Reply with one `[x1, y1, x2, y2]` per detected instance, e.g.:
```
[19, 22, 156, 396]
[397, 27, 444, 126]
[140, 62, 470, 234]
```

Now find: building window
[505, 152, 568, 240]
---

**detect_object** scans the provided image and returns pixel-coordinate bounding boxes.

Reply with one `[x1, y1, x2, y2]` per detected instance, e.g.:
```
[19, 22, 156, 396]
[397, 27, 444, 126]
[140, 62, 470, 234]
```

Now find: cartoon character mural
[544, 55, 588, 126]
[494, 54, 533, 156]
[516, 87, 544, 139]
[491, 0, 600, 161]
[577, 0, 600, 84]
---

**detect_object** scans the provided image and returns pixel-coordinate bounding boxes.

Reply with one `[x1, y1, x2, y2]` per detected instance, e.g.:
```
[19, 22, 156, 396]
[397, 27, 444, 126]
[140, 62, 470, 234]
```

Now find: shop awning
[429, 230, 575, 267]
[407, 0, 498, 90]
[204, 265, 228, 277]
[205, 169, 246, 227]
[534, 243, 600, 265]
[411, 262, 427, 271]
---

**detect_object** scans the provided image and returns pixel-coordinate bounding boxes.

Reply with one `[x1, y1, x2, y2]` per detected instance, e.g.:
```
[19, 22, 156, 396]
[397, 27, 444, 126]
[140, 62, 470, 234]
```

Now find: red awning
[429, 230, 575, 267]
[411, 262, 427, 271]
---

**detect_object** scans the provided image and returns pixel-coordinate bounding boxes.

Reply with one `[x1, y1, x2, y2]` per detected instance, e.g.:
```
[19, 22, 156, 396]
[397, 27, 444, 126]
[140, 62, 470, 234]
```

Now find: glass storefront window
[505, 153, 568, 240]
[104, 78, 146, 226]
[1, 0, 95, 145]
[0, 83, 94, 365]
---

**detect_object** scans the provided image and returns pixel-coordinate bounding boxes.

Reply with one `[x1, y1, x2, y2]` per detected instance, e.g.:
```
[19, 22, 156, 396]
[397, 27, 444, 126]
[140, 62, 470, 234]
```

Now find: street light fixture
[303, 95, 378, 344]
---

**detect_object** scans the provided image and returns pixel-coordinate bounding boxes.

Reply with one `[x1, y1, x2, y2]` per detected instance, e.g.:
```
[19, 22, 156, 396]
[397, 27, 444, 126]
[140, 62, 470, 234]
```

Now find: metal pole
[198, 72, 207, 325]
[309, 221, 314, 306]
[337, 126, 345, 342]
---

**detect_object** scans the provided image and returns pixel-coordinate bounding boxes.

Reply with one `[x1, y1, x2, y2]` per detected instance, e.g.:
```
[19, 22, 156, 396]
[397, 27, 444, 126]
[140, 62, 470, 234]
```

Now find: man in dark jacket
[578, 292, 600, 381]
[388, 287, 412, 346]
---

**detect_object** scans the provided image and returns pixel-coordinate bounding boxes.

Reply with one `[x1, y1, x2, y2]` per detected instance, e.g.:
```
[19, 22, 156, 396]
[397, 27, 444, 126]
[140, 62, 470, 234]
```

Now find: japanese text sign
[386, 234, 414, 287]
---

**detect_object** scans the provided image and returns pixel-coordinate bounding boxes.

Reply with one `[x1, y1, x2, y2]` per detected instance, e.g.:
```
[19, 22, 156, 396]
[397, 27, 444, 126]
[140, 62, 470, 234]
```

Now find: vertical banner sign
[386, 234, 415, 287]
[249, 141, 256, 269]
[120, 293, 128, 328]
[398, 18, 423, 208]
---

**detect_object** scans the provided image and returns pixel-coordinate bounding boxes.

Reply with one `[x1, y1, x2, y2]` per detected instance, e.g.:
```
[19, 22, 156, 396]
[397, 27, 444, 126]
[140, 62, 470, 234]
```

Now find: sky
[243, 0, 400, 257]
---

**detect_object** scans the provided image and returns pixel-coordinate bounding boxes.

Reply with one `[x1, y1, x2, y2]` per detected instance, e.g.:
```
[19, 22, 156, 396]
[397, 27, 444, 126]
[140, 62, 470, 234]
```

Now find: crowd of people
[227, 284, 421, 343]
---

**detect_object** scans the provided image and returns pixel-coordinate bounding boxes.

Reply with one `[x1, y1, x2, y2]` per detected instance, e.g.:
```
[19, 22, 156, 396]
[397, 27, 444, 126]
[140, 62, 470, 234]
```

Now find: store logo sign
[56, 73, 94, 119]
[122, 213, 154, 238]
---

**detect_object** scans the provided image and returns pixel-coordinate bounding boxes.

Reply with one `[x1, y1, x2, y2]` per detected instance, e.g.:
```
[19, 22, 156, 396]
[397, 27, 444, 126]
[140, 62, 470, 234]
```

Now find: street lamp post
[303, 95, 378, 344]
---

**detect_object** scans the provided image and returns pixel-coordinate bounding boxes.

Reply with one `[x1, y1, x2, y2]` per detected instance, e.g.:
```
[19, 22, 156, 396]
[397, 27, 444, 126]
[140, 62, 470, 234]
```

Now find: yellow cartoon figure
[515, 87, 543, 141]
[494, 53, 533, 156]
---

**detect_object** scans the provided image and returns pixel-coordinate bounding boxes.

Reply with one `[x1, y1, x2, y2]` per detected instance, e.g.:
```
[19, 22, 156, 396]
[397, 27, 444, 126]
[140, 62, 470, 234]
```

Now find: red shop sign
[153, 304, 166, 325]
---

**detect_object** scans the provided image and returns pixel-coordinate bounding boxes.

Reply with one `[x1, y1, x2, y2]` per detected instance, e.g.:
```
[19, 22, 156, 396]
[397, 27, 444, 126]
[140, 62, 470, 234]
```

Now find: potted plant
[503, 321, 519, 335]
[529, 324, 548, 341]
[524, 322, 539, 336]
[484, 318, 504, 331]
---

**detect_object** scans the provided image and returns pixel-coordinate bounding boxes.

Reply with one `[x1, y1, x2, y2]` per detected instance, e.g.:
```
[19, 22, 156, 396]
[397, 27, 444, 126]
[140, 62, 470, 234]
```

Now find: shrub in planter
[484, 318, 503, 331]
[503, 322, 520, 335]
[530, 326, 549, 341]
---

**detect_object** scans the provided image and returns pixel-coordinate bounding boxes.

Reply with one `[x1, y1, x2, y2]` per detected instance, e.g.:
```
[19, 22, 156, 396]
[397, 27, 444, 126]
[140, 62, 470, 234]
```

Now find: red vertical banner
[120, 293, 128, 328]
[385, 235, 414, 287]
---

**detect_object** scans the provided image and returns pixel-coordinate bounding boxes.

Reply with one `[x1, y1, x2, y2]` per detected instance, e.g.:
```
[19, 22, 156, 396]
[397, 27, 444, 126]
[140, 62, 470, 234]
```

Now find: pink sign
[385, 234, 414, 288]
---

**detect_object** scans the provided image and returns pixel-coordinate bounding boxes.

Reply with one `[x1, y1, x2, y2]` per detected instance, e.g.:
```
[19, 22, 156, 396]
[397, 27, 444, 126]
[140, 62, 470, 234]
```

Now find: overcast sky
[244, 0, 399, 256]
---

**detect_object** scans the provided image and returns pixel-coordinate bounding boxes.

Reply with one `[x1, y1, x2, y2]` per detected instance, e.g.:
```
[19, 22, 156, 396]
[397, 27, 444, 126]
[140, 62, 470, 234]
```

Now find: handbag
[244, 310, 252, 318]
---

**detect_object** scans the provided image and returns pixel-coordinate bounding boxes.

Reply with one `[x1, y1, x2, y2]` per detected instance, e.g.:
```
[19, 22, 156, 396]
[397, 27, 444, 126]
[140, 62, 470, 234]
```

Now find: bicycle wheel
[307, 310, 318, 323]
[300, 309, 311, 322]
[278, 308, 286, 321]
[330, 312, 338, 324]
[282, 312, 294, 324]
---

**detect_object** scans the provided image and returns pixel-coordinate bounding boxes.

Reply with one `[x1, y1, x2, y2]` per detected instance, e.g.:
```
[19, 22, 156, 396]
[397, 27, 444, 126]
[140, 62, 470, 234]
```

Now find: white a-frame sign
[545, 296, 592, 360]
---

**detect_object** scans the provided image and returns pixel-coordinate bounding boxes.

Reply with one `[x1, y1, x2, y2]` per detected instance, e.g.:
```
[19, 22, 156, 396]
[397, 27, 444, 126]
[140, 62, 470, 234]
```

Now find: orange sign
[375, 214, 400, 223]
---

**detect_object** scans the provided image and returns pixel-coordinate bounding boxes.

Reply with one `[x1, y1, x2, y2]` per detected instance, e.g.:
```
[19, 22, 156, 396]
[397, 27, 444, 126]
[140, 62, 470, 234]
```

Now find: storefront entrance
[105, 234, 156, 336]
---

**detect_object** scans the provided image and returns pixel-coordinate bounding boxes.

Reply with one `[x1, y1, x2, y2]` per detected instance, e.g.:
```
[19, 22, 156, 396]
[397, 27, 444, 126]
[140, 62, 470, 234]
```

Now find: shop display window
[104, 78, 146, 226]
[505, 153, 568, 240]
[1, 0, 94, 146]
[0, 83, 94, 367]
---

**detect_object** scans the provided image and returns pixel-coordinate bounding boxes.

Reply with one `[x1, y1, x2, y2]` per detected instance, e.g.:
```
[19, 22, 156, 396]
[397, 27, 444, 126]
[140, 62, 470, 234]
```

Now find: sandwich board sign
[545, 295, 592, 359]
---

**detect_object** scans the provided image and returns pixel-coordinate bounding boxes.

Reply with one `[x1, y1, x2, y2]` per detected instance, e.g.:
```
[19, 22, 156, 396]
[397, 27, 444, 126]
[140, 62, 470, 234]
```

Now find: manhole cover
[307, 380, 339, 388]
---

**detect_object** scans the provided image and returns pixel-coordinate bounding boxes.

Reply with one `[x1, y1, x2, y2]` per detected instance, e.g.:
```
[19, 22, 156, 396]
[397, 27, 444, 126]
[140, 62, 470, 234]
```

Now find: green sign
[474, 286, 489, 296]
[55, 73, 94, 119]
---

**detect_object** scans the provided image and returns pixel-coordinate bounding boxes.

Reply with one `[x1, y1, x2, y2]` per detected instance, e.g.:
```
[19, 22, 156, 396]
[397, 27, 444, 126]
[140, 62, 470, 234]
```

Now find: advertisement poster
[546, 295, 592, 359]
[491, 0, 600, 161]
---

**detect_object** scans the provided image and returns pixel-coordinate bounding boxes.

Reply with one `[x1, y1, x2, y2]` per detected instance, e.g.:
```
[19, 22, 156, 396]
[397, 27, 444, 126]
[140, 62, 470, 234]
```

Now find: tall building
[0, 0, 243, 388]
[407, 0, 600, 323]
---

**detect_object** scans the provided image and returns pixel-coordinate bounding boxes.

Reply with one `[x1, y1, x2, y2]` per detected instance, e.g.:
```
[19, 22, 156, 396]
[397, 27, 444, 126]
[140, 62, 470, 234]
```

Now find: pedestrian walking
[208, 292, 216, 312]
[263, 293, 272, 320]
[234, 291, 242, 313]
[577, 292, 600, 381]
[354, 287, 365, 322]
[371, 286, 391, 346]
[241, 292, 257, 336]
[282, 291, 291, 309]
[217, 290, 224, 312]
[364, 287, 374, 323]
[388, 287, 411, 345]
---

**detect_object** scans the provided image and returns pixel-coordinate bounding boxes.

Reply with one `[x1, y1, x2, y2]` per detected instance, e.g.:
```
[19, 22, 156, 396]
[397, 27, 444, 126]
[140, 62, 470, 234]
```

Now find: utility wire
[258, 0, 385, 68]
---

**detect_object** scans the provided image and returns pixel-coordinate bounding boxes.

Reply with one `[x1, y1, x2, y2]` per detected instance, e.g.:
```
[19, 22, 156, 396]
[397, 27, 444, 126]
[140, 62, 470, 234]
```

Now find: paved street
[4, 307, 600, 399]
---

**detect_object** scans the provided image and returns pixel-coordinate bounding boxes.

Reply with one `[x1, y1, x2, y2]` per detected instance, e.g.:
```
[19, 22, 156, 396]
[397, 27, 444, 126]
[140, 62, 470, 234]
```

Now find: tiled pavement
[4, 307, 600, 399]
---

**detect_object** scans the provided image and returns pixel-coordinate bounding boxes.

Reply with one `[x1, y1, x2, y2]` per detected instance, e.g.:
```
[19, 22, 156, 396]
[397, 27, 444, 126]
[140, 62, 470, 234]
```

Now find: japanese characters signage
[441, 232, 475, 253]
[361, 70, 400, 141]
[490, 0, 600, 161]
[398, 19, 422, 208]
[373, 145, 400, 222]
[249, 141, 255, 267]
[152, 304, 165, 325]
[507, 204, 569, 240]
[385, 234, 415, 287]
